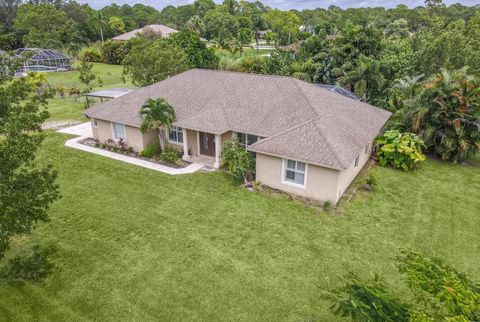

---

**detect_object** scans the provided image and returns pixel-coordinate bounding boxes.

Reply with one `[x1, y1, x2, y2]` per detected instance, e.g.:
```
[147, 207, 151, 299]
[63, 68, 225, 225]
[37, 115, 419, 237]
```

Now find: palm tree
[139, 98, 176, 151]
[339, 55, 387, 102]
[394, 74, 424, 99]
[186, 15, 205, 36]
[98, 12, 106, 45]
[252, 15, 267, 52]
[402, 68, 480, 162]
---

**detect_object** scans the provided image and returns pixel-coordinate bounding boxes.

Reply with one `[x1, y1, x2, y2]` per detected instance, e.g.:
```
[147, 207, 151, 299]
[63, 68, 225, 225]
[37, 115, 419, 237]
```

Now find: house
[84, 69, 391, 204]
[112, 24, 178, 41]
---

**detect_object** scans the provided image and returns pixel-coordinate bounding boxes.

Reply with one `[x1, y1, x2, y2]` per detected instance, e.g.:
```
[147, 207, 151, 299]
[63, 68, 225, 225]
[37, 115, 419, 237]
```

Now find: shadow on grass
[0, 245, 57, 286]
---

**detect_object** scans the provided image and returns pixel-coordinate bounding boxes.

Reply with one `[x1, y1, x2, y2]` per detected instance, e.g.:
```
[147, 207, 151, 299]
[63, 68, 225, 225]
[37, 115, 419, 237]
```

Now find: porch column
[182, 128, 189, 160]
[214, 134, 221, 169]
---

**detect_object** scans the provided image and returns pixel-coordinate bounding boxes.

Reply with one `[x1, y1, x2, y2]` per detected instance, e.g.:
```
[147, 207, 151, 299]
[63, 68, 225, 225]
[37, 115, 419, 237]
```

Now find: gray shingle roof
[85, 69, 391, 170]
[111, 24, 177, 41]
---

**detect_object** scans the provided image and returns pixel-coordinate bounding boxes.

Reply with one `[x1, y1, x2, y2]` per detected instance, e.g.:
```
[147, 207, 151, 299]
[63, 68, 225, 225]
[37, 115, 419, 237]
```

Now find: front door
[199, 132, 215, 156]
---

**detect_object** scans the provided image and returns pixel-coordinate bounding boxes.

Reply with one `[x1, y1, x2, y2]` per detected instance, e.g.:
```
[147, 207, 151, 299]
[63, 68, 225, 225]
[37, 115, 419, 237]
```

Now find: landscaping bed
[79, 137, 191, 168]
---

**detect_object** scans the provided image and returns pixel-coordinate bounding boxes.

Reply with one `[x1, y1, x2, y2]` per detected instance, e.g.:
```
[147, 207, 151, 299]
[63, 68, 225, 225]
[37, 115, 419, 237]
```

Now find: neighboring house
[84, 69, 391, 204]
[111, 24, 178, 41]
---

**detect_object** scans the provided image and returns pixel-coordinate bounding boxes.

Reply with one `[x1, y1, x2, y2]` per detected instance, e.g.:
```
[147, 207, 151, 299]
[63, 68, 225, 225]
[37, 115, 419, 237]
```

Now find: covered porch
[177, 128, 233, 169]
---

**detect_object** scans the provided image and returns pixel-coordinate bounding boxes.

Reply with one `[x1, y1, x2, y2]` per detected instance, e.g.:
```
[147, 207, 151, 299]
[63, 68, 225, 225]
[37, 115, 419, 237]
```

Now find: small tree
[0, 53, 60, 261]
[139, 98, 175, 151]
[78, 59, 96, 91]
[375, 130, 426, 171]
[221, 138, 255, 184]
[122, 38, 189, 87]
[238, 28, 253, 56]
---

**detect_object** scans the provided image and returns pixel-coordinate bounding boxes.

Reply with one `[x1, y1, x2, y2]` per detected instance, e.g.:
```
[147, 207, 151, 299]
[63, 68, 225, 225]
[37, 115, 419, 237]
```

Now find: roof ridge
[292, 78, 320, 118]
[310, 119, 346, 168]
[249, 119, 316, 147]
[191, 68, 312, 83]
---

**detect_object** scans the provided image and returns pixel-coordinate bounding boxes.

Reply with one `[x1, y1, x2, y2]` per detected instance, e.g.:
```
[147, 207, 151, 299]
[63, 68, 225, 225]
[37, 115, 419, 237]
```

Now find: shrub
[221, 138, 255, 183]
[79, 48, 103, 63]
[365, 169, 378, 190]
[160, 146, 181, 166]
[140, 142, 161, 158]
[375, 130, 426, 171]
[103, 139, 134, 154]
[333, 274, 412, 322]
[397, 251, 480, 320]
[101, 40, 127, 65]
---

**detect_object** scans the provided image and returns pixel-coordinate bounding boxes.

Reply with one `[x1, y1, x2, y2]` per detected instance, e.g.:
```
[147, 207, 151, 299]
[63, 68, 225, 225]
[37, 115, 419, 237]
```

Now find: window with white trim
[113, 122, 125, 140]
[365, 144, 369, 154]
[354, 155, 359, 167]
[169, 126, 183, 143]
[284, 159, 306, 186]
[92, 118, 97, 128]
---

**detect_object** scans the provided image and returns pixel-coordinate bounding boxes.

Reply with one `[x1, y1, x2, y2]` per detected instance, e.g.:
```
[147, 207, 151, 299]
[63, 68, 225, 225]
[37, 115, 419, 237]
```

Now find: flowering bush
[102, 139, 134, 154]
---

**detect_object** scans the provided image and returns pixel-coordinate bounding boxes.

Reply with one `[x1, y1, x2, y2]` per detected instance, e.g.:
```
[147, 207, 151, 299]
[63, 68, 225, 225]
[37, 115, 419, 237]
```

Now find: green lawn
[45, 63, 135, 121]
[1, 133, 479, 321]
[217, 47, 274, 59]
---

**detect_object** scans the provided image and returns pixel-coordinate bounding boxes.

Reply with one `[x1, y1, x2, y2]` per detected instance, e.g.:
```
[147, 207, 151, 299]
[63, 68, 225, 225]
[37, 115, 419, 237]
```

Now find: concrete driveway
[57, 122, 93, 137]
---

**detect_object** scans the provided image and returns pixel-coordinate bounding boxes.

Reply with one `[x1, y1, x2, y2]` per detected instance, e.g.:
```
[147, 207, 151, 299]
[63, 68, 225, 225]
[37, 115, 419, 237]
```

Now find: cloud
[79, 0, 479, 10]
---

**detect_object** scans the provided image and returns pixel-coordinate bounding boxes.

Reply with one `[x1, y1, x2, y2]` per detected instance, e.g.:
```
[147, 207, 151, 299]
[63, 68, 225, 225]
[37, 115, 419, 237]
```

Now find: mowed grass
[45, 63, 135, 121]
[0, 133, 479, 321]
[216, 47, 274, 58]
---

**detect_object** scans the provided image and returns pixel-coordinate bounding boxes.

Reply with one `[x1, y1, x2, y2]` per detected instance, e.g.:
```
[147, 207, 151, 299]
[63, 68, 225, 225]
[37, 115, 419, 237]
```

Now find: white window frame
[365, 144, 369, 154]
[111, 122, 126, 141]
[168, 126, 183, 145]
[92, 118, 98, 128]
[354, 155, 359, 168]
[281, 158, 308, 189]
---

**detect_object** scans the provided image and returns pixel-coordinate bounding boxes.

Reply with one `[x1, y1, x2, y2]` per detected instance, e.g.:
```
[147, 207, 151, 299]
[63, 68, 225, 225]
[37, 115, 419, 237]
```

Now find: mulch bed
[78, 138, 191, 169]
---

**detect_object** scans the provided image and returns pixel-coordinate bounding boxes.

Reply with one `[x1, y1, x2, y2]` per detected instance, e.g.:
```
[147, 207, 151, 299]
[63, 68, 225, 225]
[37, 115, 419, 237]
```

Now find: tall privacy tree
[0, 53, 60, 261]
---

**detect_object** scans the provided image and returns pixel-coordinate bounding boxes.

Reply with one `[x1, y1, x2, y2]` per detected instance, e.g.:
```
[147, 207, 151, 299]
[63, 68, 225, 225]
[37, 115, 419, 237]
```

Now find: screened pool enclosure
[16, 48, 71, 73]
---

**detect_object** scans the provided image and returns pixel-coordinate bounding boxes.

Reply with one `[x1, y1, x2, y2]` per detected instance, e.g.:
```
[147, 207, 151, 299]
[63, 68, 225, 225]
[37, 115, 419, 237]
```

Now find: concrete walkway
[57, 122, 93, 137]
[59, 123, 205, 175]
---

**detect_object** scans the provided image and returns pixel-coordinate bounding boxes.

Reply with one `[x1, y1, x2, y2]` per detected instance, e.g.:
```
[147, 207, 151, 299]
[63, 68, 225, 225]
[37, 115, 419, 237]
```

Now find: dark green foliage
[221, 138, 255, 183]
[400, 68, 480, 162]
[139, 142, 161, 158]
[334, 252, 480, 321]
[122, 38, 189, 87]
[101, 40, 127, 65]
[398, 251, 480, 320]
[375, 130, 426, 171]
[0, 245, 56, 286]
[333, 274, 411, 322]
[0, 54, 60, 260]
[80, 48, 103, 63]
[170, 29, 218, 69]
[160, 146, 181, 166]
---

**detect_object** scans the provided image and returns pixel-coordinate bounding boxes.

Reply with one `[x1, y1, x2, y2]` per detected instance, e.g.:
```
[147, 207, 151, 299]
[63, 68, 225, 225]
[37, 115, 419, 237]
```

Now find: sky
[80, 0, 479, 10]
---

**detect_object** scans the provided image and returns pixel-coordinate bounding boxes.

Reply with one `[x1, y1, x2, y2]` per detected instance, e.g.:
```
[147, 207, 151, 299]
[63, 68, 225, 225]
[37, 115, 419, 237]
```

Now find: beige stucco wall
[255, 153, 340, 203]
[186, 129, 198, 156]
[222, 131, 234, 144]
[337, 138, 375, 199]
[91, 118, 153, 152]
